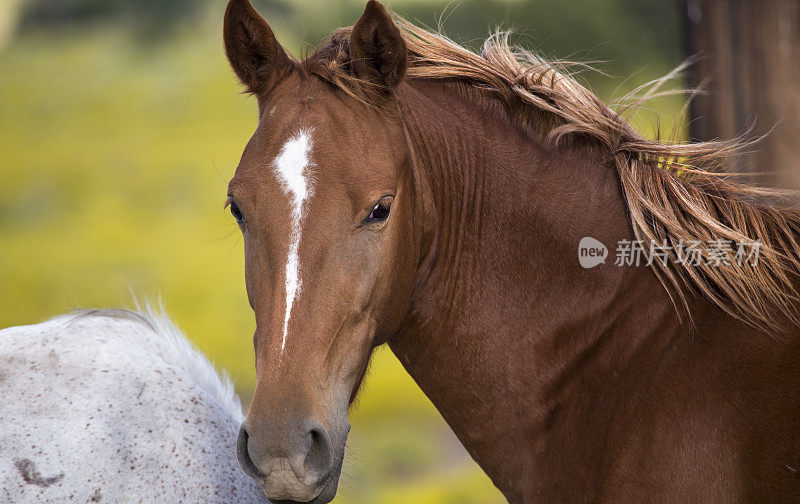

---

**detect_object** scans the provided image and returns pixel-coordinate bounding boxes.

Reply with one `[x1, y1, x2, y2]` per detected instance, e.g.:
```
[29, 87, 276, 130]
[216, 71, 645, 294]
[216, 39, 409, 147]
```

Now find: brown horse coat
[223, 1, 800, 502]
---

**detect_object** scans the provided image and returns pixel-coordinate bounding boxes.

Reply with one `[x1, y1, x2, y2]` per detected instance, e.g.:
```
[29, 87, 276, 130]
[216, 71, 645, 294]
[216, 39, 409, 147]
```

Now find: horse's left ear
[349, 0, 407, 93]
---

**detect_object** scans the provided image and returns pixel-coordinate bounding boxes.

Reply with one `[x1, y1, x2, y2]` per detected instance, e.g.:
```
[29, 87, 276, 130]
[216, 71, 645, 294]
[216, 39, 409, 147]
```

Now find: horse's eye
[365, 197, 392, 223]
[230, 201, 244, 223]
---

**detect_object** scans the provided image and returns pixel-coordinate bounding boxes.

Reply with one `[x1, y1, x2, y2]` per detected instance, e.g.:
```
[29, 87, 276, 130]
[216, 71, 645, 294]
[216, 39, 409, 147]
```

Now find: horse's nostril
[236, 424, 264, 482]
[238, 416, 337, 495]
[303, 421, 334, 480]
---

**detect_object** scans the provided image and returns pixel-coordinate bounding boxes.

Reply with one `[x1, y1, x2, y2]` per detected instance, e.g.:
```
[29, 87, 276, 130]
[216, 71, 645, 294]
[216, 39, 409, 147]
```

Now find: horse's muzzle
[237, 418, 339, 503]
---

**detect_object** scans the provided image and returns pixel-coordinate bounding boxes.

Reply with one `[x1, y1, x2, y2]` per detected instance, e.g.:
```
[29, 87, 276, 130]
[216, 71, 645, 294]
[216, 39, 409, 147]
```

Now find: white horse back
[0, 307, 267, 504]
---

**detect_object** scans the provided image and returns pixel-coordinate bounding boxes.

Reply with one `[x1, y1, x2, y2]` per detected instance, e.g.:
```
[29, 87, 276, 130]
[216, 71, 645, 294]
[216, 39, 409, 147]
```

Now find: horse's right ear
[223, 0, 291, 95]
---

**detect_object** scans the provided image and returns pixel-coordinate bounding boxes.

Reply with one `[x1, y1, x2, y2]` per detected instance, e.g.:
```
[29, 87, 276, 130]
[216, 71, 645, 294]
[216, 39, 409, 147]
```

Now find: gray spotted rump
[0, 306, 268, 504]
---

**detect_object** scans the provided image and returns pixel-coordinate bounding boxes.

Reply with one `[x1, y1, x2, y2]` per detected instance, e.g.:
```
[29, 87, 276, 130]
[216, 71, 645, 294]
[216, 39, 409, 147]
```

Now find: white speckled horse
[0, 305, 268, 504]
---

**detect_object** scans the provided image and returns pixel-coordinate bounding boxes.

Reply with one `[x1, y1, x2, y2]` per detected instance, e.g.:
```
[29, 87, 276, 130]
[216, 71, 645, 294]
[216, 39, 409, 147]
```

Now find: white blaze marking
[272, 130, 314, 353]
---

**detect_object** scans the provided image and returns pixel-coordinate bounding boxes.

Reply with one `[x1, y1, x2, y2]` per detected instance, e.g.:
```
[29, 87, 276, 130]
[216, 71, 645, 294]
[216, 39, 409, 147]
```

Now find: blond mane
[303, 14, 800, 331]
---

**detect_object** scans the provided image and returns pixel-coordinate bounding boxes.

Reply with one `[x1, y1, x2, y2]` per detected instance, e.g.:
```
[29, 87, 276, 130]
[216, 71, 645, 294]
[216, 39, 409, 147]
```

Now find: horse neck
[391, 80, 688, 500]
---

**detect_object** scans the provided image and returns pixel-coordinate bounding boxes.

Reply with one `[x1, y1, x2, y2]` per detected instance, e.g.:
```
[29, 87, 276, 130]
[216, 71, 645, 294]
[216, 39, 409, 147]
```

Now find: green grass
[0, 15, 683, 503]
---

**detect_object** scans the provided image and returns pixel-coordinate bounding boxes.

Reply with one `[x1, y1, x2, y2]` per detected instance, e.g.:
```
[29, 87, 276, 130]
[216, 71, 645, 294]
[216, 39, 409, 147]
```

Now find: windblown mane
[303, 15, 800, 331]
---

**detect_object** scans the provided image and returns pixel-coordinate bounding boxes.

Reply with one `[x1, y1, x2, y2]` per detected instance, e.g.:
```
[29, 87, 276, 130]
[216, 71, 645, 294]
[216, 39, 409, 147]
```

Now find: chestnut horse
[223, 1, 800, 502]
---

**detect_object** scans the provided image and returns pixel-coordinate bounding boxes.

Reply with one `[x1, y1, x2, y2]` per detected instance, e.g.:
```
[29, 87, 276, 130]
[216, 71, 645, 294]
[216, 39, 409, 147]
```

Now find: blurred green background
[0, 1, 685, 502]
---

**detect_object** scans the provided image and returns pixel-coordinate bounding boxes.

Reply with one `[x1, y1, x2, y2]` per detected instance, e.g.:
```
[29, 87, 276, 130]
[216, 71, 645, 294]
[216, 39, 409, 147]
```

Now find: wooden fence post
[682, 0, 800, 189]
